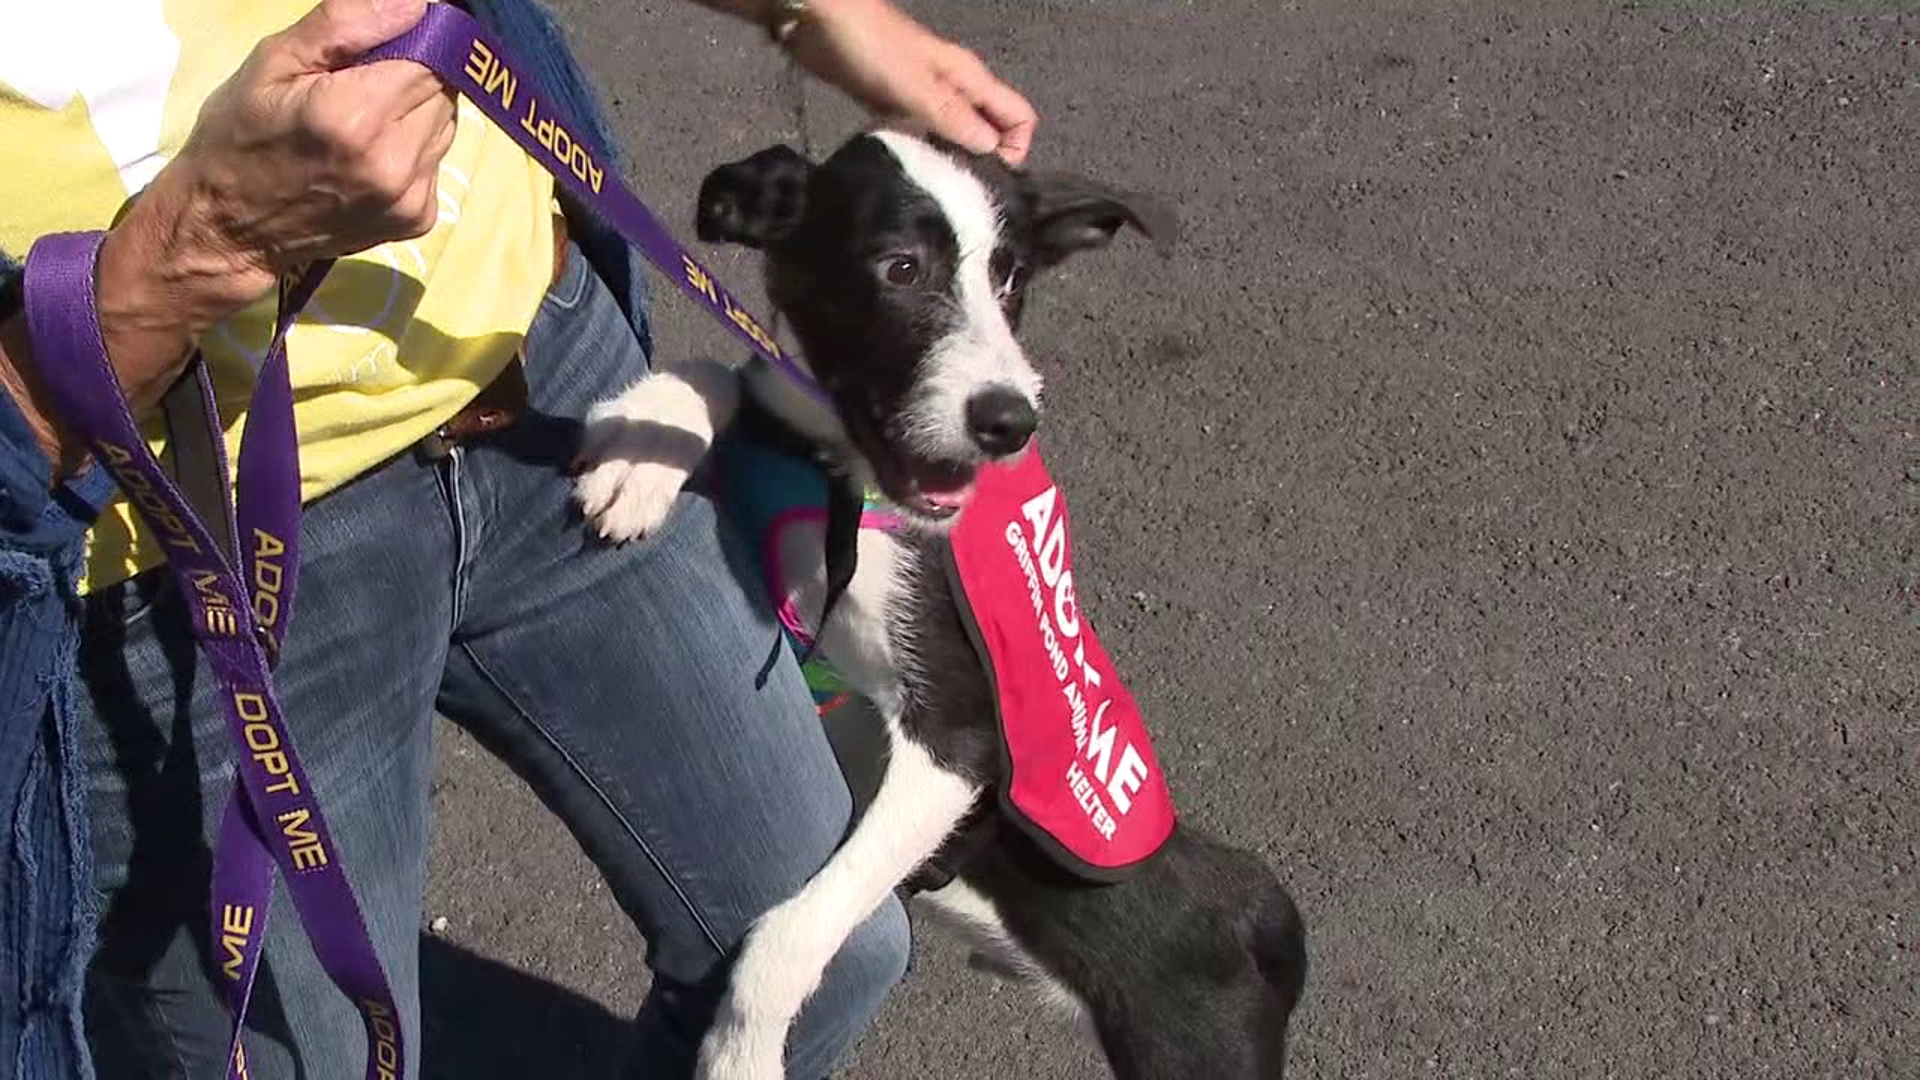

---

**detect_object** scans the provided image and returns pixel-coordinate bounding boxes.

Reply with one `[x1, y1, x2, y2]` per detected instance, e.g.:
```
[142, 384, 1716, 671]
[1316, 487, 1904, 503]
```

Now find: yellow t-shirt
[0, 0, 556, 591]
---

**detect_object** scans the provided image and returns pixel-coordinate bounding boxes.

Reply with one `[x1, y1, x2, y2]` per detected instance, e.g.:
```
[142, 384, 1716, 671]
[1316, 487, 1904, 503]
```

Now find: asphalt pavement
[420, 3, 1918, 1077]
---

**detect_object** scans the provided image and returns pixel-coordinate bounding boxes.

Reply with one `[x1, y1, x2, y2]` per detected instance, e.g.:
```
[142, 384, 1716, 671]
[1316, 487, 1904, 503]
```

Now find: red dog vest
[944, 444, 1177, 881]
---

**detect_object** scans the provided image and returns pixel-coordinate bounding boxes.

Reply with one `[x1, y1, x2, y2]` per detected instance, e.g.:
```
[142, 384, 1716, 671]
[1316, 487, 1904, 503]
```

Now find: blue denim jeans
[72, 247, 909, 1079]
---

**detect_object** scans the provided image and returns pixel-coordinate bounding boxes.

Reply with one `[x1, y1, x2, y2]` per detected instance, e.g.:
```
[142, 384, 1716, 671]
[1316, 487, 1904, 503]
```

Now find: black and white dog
[575, 131, 1307, 1079]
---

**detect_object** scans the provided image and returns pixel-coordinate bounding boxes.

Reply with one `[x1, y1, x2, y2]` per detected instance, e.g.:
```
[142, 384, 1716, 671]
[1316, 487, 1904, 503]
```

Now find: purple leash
[25, 242, 392, 1080]
[23, 6, 819, 1076]
[364, 5, 829, 403]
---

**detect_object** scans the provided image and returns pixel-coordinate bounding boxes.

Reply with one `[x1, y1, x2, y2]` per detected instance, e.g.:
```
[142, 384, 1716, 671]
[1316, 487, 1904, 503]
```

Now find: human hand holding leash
[1, 0, 453, 470]
[129, 0, 456, 312]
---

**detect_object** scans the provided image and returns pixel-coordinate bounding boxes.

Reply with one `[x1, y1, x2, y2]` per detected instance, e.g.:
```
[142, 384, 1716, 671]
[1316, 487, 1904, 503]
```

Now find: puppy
[576, 131, 1307, 1080]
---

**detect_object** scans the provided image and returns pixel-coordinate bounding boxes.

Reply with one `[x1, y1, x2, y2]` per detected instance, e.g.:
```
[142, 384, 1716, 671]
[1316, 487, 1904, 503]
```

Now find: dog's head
[695, 131, 1174, 524]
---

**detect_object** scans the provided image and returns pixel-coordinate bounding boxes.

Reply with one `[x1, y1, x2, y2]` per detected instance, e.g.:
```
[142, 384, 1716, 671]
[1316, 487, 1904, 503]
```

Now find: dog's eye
[880, 255, 923, 287]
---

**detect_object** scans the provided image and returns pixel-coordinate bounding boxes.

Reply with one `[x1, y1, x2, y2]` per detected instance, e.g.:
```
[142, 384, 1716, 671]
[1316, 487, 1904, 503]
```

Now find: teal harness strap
[711, 431, 899, 712]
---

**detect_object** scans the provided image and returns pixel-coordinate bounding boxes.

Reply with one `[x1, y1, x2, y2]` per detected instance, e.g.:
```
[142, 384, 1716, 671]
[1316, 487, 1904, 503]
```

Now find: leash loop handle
[24, 235, 392, 1080]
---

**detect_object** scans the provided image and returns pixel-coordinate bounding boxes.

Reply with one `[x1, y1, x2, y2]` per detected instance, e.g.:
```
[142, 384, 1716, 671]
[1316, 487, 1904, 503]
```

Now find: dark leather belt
[420, 213, 569, 460]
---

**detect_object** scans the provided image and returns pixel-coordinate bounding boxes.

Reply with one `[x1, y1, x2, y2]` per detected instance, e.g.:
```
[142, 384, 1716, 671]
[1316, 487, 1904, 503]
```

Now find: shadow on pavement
[420, 935, 630, 1079]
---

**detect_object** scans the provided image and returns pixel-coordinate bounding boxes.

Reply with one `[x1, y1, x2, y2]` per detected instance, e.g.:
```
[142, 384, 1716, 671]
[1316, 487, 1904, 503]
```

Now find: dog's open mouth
[875, 456, 979, 519]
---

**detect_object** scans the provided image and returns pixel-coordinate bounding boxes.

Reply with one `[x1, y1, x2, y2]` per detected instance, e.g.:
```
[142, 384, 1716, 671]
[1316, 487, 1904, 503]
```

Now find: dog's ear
[1023, 172, 1179, 268]
[695, 144, 813, 249]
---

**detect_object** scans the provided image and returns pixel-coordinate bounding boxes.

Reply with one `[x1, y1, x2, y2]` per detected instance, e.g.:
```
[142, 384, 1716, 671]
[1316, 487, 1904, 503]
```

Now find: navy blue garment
[1, 247, 118, 1080]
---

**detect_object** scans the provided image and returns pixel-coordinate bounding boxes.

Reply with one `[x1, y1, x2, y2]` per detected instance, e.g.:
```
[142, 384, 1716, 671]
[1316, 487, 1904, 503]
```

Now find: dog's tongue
[921, 478, 977, 510]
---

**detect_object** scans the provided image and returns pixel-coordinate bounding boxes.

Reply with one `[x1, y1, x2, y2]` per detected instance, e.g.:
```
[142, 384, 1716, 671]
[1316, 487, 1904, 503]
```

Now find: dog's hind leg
[697, 733, 981, 1080]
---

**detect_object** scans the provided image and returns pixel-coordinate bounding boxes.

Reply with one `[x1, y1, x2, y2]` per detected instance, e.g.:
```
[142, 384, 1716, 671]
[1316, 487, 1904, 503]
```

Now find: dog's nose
[965, 389, 1039, 457]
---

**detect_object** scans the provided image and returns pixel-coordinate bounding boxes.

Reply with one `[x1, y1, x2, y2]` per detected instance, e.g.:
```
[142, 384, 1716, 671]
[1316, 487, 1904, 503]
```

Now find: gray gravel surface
[421, 3, 1919, 1078]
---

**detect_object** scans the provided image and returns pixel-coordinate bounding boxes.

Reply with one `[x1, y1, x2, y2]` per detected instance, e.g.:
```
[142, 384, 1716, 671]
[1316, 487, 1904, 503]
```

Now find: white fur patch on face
[873, 132, 1044, 462]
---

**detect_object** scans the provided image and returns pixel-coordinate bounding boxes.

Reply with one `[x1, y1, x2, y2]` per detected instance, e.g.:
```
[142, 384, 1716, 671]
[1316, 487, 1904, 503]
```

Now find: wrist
[768, 0, 874, 46]
[100, 162, 278, 340]
[763, 0, 808, 43]
[89, 162, 277, 411]
[0, 159, 275, 475]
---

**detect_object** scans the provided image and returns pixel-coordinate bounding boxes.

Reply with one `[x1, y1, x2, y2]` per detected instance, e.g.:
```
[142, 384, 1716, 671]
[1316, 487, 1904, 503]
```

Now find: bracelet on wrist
[766, 0, 808, 45]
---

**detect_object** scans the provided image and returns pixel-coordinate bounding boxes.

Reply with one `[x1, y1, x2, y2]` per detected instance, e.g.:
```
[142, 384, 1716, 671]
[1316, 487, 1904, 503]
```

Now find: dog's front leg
[575, 356, 740, 542]
[698, 733, 980, 1080]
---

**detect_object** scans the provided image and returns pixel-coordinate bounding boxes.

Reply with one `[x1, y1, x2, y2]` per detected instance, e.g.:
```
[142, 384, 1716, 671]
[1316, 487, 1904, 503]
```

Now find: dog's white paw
[575, 452, 686, 543]
[573, 381, 703, 543]
[695, 1018, 786, 1080]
